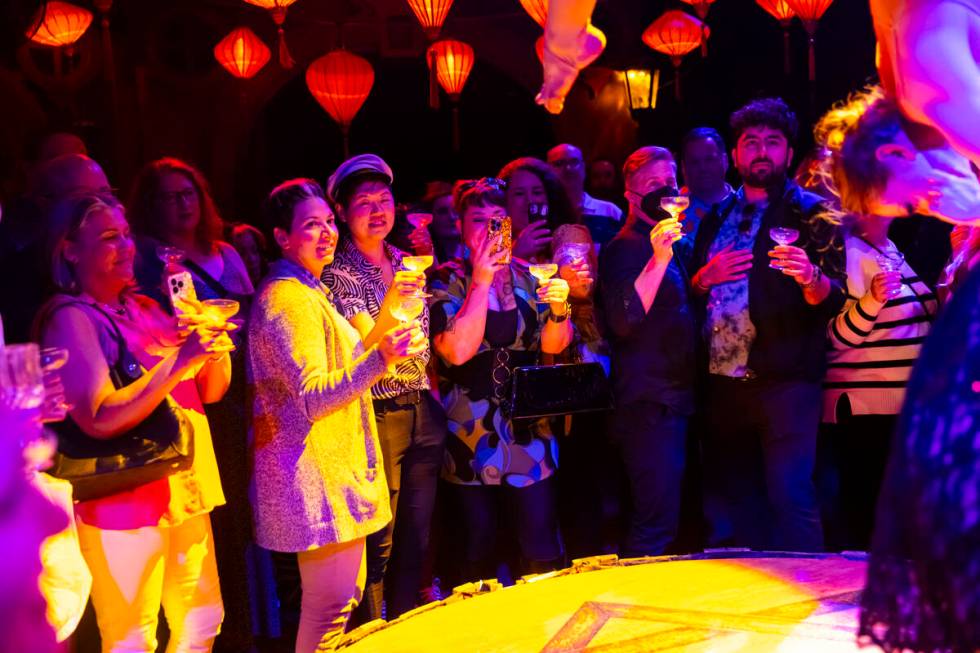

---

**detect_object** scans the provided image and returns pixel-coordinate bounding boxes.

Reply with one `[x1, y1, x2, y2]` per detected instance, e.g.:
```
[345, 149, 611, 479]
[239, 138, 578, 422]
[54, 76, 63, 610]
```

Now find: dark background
[0, 0, 877, 223]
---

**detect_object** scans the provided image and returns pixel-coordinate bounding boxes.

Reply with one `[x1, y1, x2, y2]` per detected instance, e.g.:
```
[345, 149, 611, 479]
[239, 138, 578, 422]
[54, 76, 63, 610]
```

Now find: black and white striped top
[823, 235, 936, 423]
[322, 238, 431, 400]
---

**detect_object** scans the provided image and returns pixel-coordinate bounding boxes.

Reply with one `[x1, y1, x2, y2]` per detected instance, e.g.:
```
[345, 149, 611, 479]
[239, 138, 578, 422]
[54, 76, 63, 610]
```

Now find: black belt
[373, 390, 424, 411]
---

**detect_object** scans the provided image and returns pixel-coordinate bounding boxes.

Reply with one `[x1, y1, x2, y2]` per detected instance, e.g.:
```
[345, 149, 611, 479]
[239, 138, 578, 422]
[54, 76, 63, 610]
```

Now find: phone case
[489, 216, 513, 262]
[167, 271, 198, 308]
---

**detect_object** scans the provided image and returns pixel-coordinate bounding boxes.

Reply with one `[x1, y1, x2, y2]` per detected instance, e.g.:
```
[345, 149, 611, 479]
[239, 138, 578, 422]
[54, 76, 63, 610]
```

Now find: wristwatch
[800, 265, 823, 289]
[547, 302, 571, 323]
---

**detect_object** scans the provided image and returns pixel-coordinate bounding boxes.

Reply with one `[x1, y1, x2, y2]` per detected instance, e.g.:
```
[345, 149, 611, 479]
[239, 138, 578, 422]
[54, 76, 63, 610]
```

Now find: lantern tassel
[342, 124, 351, 159]
[782, 26, 791, 76]
[700, 26, 708, 58]
[671, 58, 682, 102]
[808, 35, 816, 82]
[451, 102, 460, 152]
[277, 27, 295, 69]
[428, 48, 440, 110]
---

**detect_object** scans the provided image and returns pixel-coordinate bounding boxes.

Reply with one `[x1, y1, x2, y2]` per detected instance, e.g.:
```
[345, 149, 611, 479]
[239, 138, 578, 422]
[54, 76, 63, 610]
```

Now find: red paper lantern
[214, 27, 270, 79]
[757, 0, 796, 74]
[306, 51, 375, 156]
[519, 0, 548, 28]
[244, 0, 298, 69]
[642, 10, 706, 100]
[407, 0, 456, 40]
[786, 0, 834, 81]
[427, 39, 474, 100]
[680, 0, 715, 56]
[27, 1, 93, 51]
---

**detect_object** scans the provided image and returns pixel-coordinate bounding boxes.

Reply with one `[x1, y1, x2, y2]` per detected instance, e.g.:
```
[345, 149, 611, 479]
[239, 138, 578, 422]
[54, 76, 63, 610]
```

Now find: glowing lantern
[407, 0, 455, 40]
[623, 68, 660, 111]
[214, 27, 271, 80]
[642, 10, 707, 101]
[519, 0, 548, 27]
[427, 39, 474, 151]
[27, 1, 93, 53]
[756, 0, 795, 75]
[786, 0, 834, 81]
[680, 0, 716, 56]
[244, 0, 299, 69]
[306, 51, 375, 157]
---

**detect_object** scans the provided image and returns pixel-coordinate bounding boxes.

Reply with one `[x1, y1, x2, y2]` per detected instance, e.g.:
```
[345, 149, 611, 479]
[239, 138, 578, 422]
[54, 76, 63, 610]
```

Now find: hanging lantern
[680, 0, 716, 56]
[623, 68, 660, 111]
[428, 39, 474, 152]
[306, 51, 375, 158]
[642, 10, 706, 102]
[244, 0, 299, 69]
[407, 0, 456, 40]
[214, 27, 271, 80]
[756, 0, 795, 75]
[786, 0, 833, 82]
[27, 1, 93, 54]
[519, 0, 548, 28]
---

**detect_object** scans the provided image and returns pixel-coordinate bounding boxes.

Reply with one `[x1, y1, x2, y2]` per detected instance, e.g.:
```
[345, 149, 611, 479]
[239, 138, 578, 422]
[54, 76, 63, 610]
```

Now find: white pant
[295, 537, 366, 653]
[76, 513, 224, 653]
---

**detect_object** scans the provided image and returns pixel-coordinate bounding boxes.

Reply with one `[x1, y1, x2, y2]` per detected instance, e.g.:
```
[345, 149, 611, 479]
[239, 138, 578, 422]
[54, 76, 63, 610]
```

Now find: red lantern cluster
[214, 27, 271, 79]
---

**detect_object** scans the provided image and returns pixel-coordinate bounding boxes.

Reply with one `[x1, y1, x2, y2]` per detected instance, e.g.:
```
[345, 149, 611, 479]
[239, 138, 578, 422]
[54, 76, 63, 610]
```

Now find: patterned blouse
[430, 265, 558, 488]
[322, 237, 430, 400]
[706, 191, 765, 377]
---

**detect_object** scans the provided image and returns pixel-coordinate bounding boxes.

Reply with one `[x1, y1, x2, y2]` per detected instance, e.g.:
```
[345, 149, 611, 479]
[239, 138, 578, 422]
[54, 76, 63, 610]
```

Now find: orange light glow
[785, 0, 833, 22]
[519, 0, 548, 28]
[407, 0, 456, 40]
[680, 0, 716, 20]
[306, 50, 375, 129]
[756, 0, 796, 22]
[214, 27, 271, 79]
[427, 39, 474, 100]
[27, 1, 93, 49]
[642, 10, 707, 67]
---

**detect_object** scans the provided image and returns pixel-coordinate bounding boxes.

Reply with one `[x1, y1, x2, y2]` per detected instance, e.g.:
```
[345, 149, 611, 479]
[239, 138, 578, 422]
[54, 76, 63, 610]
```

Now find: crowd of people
[2, 87, 979, 653]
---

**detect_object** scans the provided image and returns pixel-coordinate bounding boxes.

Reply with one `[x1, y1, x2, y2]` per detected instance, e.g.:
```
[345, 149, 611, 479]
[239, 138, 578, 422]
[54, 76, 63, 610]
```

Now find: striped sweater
[823, 236, 936, 423]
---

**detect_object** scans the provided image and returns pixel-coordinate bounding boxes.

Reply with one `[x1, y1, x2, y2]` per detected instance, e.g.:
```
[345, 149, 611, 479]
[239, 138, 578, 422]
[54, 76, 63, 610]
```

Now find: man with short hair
[679, 127, 734, 236]
[598, 146, 694, 556]
[548, 144, 623, 222]
[690, 98, 845, 552]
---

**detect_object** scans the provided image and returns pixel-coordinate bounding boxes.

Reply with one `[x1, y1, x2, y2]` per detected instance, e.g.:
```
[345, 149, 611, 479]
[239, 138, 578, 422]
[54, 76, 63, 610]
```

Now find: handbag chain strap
[491, 348, 512, 409]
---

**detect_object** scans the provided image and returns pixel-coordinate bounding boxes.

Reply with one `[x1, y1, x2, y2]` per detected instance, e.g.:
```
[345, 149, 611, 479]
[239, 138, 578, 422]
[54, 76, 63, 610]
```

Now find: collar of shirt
[333, 237, 405, 275]
[270, 257, 331, 297]
[688, 184, 734, 215]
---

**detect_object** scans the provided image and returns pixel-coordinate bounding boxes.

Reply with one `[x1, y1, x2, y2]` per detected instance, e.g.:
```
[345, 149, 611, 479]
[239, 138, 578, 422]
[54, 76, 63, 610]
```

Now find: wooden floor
[341, 553, 875, 652]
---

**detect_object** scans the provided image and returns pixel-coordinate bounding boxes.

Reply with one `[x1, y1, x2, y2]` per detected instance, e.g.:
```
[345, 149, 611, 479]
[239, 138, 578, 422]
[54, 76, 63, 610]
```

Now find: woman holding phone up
[431, 177, 574, 582]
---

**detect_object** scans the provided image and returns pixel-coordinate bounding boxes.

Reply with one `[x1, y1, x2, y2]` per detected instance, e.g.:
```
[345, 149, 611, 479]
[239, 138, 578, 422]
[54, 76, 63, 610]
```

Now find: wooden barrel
[340, 551, 870, 652]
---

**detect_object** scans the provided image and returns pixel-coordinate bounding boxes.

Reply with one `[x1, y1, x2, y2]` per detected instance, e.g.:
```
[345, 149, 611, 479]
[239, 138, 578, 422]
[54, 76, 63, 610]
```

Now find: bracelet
[547, 302, 570, 323]
[800, 265, 823, 290]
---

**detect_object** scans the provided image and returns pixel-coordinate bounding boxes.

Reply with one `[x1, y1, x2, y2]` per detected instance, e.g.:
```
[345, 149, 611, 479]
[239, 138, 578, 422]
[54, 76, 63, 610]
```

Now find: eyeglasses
[157, 188, 198, 206]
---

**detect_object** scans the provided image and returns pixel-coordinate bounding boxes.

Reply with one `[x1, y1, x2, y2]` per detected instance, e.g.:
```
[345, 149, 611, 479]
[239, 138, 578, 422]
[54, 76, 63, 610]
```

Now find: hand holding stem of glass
[401, 256, 434, 298]
[768, 227, 800, 269]
[529, 262, 559, 304]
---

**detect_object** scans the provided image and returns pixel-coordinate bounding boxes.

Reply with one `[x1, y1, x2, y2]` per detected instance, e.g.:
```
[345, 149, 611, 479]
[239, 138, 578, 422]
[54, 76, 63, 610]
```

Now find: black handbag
[506, 362, 614, 420]
[46, 302, 194, 501]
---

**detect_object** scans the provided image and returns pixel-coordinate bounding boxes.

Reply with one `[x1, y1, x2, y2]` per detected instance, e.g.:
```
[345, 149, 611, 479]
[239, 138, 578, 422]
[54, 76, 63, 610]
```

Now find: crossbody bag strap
[181, 257, 233, 298]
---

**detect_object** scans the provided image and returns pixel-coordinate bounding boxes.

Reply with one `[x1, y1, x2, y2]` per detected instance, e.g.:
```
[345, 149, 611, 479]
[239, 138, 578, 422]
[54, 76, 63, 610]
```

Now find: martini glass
[390, 296, 425, 324]
[156, 245, 185, 273]
[529, 262, 559, 304]
[769, 227, 800, 246]
[660, 195, 690, 220]
[406, 212, 433, 230]
[201, 299, 240, 326]
[401, 255, 434, 298]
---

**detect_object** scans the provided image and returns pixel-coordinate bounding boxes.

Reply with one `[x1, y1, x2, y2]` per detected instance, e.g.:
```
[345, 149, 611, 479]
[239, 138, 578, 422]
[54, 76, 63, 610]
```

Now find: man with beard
[690, 98, 845, 552]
